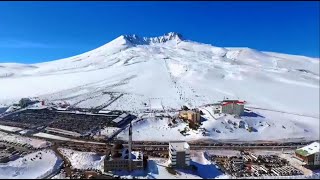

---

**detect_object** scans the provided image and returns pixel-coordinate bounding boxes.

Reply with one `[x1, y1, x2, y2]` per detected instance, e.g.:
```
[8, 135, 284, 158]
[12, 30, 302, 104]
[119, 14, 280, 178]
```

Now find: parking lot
[0, 108, 128, 137]
[209, 151, 304, 178]
[0, 141, 35, 163]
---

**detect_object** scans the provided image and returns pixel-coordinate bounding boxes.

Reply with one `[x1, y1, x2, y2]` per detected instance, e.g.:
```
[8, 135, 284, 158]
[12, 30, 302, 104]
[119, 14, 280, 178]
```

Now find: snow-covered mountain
[0, 32, 319, 117]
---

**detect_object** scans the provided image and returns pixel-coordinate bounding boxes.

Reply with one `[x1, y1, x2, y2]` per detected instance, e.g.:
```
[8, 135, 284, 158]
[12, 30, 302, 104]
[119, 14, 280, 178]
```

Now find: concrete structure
[178, 110, 200, 124]
[295, 142, 320, 166]
[104, 145, 144, 172]
[169, 141, 190, 168]
[112, 113, 133, 127]
[128, 122, 132, 171]
[104, 122, 144, 172]
[213, 100, 245, 116]
[19, 98, 34, 108]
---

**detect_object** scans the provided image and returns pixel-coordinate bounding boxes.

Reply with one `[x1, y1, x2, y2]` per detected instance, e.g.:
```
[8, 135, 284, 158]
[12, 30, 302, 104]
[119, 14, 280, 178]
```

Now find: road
[201, 107, 217, 120]
[127, 144, 305, 151]
[51, 143, 72, 178]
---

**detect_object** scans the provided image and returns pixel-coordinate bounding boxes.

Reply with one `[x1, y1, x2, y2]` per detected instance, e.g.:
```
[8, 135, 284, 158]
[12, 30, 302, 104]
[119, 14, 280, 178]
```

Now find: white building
[213, 100, 246, 116]
[295, 142, 320, 166]
[169, 141, 190, 168]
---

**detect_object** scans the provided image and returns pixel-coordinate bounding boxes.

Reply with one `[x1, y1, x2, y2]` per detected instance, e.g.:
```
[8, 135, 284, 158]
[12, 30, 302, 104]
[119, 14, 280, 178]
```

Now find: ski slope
[0, 32, 319, 141]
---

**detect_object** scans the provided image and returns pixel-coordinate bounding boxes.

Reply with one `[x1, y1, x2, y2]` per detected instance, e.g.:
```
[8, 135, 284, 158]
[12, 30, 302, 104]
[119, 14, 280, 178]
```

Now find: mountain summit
[0, 32, 319, 119]
[121, 32, 183, 45]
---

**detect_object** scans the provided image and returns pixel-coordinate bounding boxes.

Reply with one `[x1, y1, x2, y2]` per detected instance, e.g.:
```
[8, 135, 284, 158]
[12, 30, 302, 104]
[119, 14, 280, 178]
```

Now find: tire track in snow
[163, 58, 186, 105]
[163, 58, 203, 108]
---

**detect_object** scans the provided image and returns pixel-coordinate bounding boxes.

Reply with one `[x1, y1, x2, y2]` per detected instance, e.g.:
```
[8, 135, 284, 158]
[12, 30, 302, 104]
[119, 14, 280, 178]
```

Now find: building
[213, 100, 245, 116]
[295, 142, 320, 166]
[178, 110, 201, 124]
[230, 158, 244, 171]
[104, 123, 145, 172]
[112, 113, 133, 127]
[19, 98, 34, 108]
[104, 144, 144, 171]
[169, 141, 190, 168]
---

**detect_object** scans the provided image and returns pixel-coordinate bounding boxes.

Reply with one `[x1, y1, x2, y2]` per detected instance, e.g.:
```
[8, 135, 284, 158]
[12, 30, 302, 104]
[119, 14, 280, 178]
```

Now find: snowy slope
[0, 32, 318, 117]
[58, 148, 105, 171]
[116, 107, 319, 142]
[0, 149, 63, 179]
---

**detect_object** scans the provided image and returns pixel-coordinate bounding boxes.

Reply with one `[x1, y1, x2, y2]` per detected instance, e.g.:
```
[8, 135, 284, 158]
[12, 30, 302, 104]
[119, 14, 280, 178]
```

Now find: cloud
[0, 39, 52, 48]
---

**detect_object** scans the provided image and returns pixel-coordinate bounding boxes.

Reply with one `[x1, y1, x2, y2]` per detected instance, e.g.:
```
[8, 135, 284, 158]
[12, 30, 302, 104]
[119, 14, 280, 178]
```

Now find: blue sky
[0, 1, 319, 63]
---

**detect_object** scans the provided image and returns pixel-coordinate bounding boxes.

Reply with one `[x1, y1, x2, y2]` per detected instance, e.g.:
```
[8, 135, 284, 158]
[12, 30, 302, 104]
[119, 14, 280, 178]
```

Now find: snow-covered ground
[45, 127, 81, 137]
[204, 150, 241, 157]
[112, 151, 226, 179]
[33, 132, 75, 141]
[58, 148, 105, 171]
[117, 107, 319, 142]
[0, 32, 319, 142]
[51, 172, 68, 179]
[0, 131, 51, 148]
[97, 126, 121, 137]
[113, 153, 318, 179]
[0, 124, 23, 132]
[0, 149, 63, 179]
[33, 132, 105, 145]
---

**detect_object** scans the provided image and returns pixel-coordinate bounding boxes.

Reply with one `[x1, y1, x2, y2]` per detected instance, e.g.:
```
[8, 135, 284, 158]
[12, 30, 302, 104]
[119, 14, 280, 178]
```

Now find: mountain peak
[120, 32, 183, 45]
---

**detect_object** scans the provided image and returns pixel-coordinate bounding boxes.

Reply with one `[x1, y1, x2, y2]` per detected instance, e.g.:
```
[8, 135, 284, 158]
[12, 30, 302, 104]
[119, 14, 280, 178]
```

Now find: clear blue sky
[0, 1, 319, 63]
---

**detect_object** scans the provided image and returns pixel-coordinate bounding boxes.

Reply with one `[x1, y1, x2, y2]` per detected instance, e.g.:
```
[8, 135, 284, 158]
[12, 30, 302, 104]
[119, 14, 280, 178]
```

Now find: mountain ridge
[0, 32, 319, 118]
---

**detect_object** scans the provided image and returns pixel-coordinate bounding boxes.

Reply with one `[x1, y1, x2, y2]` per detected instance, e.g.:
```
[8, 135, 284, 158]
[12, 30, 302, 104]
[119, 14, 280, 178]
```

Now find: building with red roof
[214, 99, 246, 116]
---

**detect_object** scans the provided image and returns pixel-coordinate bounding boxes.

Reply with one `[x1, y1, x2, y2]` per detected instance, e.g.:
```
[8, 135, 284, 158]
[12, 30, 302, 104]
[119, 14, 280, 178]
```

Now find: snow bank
[58, 148, 105, 171]
[51, 172, 68, 179]
[33, 132, 105, 145]
[189, 151, 224, 179]
[0, 124, 23, 132]
[0, 149, 63, 179]
[0, 131, 51, 148]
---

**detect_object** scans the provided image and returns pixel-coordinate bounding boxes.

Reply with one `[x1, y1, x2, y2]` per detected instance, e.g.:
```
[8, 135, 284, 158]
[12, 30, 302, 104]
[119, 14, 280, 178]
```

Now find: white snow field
[33, 132, 105, 145]
[116, 107, 319, 142]
[0, 131, 51, 148]
[0, 149, 63, 179]
[0, 32, 319, 141]
[58, 148, 105, 171]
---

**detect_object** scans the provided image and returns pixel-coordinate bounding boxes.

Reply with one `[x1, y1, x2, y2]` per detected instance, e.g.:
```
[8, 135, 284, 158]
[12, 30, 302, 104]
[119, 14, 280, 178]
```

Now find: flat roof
[112, 113, 130, 123]
[296, 142, 320, 156]
[169, 141, 189, 151]
[108, 149, 143, 161]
